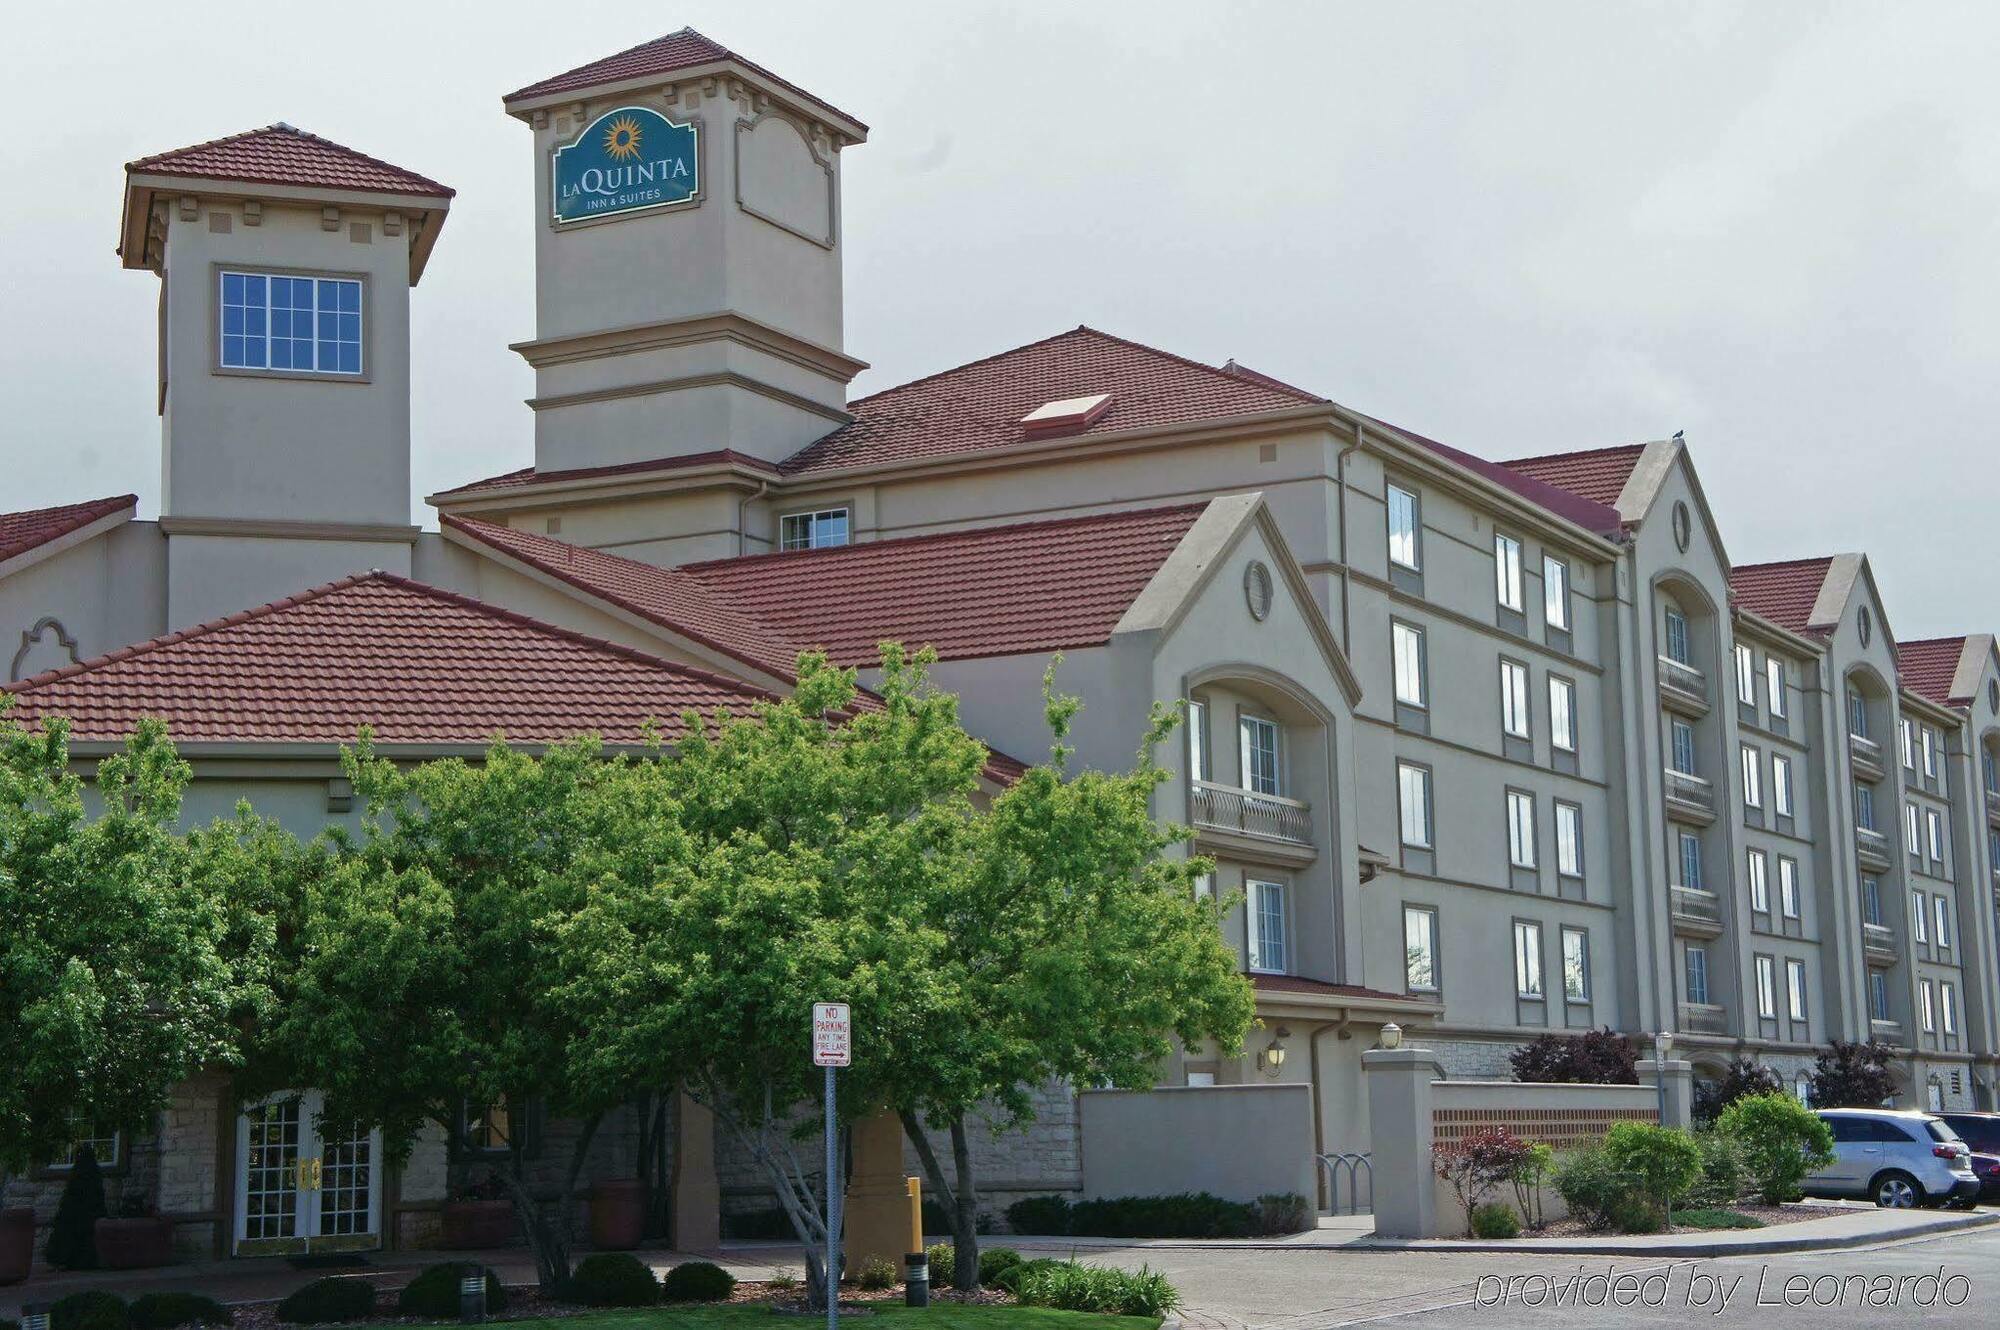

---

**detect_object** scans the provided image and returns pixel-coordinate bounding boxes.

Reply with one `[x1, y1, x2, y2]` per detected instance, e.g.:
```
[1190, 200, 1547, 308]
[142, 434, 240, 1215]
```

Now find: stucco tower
[119, 125, 453, 625]
[503, 29, 870, 473]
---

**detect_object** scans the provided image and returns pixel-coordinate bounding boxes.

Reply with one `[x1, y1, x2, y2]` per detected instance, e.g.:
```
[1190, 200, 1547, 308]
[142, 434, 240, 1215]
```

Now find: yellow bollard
[904, 1176, 929, 1306]
[906, 1175, 923, 1254]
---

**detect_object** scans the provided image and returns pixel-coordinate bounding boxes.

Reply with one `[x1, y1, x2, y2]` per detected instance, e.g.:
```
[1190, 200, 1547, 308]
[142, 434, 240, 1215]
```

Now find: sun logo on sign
[602, 115, 644, 161]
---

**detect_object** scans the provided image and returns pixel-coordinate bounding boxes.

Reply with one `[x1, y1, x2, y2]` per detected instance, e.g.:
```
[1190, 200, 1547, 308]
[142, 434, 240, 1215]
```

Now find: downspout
[1305, 1019, 1340, 1204]
[1336, 433, 1362, 651]
[736, 478, 771, 557]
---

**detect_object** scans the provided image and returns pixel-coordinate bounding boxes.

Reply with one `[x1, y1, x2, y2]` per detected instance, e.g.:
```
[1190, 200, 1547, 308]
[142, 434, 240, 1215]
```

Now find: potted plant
[95, 1193, 176, 1270]
[0, 1204, 32, 1285]
[441, 1176, 517, 1249]
[588, 1178, 645, 1251]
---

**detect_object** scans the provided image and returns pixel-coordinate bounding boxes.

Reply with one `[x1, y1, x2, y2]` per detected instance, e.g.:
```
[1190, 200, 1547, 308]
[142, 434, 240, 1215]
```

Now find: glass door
[235, 1092, 381, 1255]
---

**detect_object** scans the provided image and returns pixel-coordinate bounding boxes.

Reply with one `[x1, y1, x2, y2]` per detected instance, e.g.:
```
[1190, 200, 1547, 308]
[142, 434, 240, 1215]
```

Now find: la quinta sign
[552, 106, 698, 225]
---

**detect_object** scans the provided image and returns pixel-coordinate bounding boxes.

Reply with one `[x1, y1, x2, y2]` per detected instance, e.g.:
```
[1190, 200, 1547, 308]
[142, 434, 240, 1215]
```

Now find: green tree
[1717, 1092, 1834, 1204]
[0, 710, 271, 1199]
[1601, 1121, 1701, 1225]
[252, 734, 695, 1291]
[888, 665, 1255, 1288]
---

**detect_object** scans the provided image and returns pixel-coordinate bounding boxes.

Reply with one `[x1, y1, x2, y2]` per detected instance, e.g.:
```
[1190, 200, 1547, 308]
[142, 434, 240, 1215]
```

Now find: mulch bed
[223, 1278, 1013, 1329]
[1526, 1201, 1850, 1238]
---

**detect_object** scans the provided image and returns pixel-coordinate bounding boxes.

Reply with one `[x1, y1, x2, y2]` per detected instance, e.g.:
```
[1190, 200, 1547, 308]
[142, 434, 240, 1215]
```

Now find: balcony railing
[1855, 825, 1892, 869]
[1849, 733, 1886, 782]
[1657, 656, 1709, 713]
[1670, 886, 1724, 935]
[1190, 780, 1313, 847]
[1679, 1002, 1729, 1035]
[1870, 1017, 1905, 1040]
[1663, 768, 1715, 820]
[1862, 921, 1898, 961]
[1987, 788, 2000, 825]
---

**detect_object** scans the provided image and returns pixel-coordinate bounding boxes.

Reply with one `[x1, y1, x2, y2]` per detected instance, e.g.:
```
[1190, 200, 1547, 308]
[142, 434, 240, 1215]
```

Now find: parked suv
[1800, 1109, 1978, 1207]
[1936, 1112, 2000, 1202]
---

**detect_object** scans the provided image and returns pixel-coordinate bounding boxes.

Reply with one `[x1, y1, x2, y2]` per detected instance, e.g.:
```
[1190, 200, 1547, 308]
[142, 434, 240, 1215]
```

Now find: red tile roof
[3, 573, 774, 747]
[126, 124, 453, 198]
[1501, 444, 1648, 509]
[1358, 416, 1625, 538]
[503, 27, 865, 130]
[781, 327, 1325, 476]
[442, 515, 805, 681]
[1898, 637, 1970, 706]
[1729, 558, 1835, 634]
[679, 503, 1207, 667]
[434, 450, 780, 501]
[1250, 974, 1435, 1006]
[0, 495, 138, 566]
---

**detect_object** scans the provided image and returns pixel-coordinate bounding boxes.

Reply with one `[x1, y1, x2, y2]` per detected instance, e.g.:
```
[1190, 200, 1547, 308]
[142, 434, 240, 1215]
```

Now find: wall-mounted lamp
[1378, 1022, 1403, 1050]
[1258, 1027, 1291, 1077]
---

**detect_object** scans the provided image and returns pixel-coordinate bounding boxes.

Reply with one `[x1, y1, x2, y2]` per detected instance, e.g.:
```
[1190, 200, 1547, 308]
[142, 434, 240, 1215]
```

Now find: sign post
[813, 1002, 851, 1330]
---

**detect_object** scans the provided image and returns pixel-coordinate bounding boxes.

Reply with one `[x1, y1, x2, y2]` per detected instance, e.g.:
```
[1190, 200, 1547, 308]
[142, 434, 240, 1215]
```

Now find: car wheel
[1872, 1171, 1923, 1208]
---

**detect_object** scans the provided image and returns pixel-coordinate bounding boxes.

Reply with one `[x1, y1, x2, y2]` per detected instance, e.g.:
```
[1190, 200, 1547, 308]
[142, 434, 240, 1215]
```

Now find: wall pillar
[1361, 1047, 1444, 1238]
[1635, 1058, 1694, 1129]
[670, 1091, 720, 1252]
[842, 1111, 911, 1272]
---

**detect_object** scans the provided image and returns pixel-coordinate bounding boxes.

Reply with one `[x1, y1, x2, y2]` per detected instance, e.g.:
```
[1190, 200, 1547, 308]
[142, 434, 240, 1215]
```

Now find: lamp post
[458, 1272, 487, 1323]
[1652, 1030, 1673, 1124]
[22, 1303, 51, 1330]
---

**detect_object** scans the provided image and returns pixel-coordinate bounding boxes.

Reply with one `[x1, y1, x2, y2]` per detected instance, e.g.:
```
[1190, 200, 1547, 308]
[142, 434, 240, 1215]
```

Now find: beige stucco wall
[1077, 1085, 1315, 1205]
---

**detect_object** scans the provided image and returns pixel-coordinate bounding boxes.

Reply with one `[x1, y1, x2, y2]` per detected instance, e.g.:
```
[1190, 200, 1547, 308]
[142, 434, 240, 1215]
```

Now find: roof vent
[1020, 392, 1113, 439]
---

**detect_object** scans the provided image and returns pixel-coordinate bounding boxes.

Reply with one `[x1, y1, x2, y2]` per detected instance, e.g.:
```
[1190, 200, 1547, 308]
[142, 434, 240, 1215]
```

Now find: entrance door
[235, 1092, 382, 1255]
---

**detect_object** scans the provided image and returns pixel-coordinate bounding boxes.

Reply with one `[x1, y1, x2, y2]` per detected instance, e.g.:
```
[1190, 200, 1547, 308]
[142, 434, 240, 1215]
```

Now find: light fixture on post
[1378, 1022, 1403, 1050]
[22, 1304, 51, 1330]
[459, 1272, 487, 1323]
[1259, 1026, 1291, 1077]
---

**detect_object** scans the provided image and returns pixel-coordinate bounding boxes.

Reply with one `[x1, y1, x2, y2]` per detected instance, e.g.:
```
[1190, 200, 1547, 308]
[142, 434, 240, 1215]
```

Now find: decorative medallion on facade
[1244, 560, 1274, 622]
[1672, 501, 1691, 552]
[1859, 606, 1873, 646]
[552, 106, 699, 225]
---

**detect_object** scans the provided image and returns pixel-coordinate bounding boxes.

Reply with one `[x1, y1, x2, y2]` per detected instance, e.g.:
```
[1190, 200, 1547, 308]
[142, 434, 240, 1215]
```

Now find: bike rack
[1316, 1151, 1372, 1215]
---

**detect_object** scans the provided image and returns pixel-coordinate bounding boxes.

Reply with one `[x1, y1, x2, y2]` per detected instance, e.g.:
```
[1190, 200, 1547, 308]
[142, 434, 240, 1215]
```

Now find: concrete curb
[1337, 1207, 2000, 1257]
[1011, 1207, 1999, 1258]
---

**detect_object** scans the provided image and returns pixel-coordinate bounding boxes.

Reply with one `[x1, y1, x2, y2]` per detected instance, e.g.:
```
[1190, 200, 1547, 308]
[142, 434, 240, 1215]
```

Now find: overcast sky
[5, 2, 1997, 635]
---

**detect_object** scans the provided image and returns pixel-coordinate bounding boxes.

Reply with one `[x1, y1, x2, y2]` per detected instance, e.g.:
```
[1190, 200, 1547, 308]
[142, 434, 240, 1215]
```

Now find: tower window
[219, 270, 364, 376]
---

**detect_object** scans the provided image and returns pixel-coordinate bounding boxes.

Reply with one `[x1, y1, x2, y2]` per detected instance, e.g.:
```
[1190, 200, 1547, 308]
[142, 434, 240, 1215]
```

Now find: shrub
[766, 1269, 800, 1293]
[1510, 1142, 1554, 1229]
[397, 1263, 507, 1319]
[978, 1247, 1023, 1284]
[1684, 1129, 1750, 1209]
[1670, 1208, 1763, 1230]
[1607, 1193, 1663, 1234]
[1433, 1128, 1534, 1236]
[660, 1260, 736, 1303]
[1005, 1194, 1072, 1235]
[1509, 1028, 1638, 1085]
[1468, 1203, 1520, 1239]
[1551, 1144, 1625, 1229]
[1250, 1193, 1312, 1236]
[274, 1278, 377, 1325]
[1808, 1040, 1898, 1108]
[1014, 1261, 1181, 1318]
[854, 1258, 898, 1291]
[129, 1293, 232, 1330]
[925, 1240, 957, 1286]
[994, 1257, 1060, 1296]
[1718, 1093, 1835, 1203]
[1693, 1059, 1783, 1125]
[45, 1145, 109, 1270]
[1064, 1192, 1256, 1239]
[564, 1252, 660, 1307]
[51, 1292, 129, 1330]
[1602, 1122, 1702, 1225]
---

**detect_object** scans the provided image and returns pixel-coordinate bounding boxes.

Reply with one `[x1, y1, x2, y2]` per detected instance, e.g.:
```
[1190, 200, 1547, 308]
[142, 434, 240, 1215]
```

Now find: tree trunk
[497, 1112, 602, 1292]
[706, 1083, 834, 1310]
[898, 1109, 981, 1290]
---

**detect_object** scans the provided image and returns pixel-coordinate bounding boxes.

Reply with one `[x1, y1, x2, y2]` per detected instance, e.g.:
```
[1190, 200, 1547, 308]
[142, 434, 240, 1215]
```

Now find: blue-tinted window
[1861, 875, 1882, 926]
[1684, 945, 1709, 1005]
[1664, 609, 1690, 664]
[1670, 720, 1697, 776]
[1678, 831, 1703, 890]
[218, 270, 362, 375]
[1868, 969, 1890, 1021]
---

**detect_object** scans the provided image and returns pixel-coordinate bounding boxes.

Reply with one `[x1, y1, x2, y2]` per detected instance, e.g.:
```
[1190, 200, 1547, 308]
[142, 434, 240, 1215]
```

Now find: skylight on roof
[1020, 392, 1113, 438]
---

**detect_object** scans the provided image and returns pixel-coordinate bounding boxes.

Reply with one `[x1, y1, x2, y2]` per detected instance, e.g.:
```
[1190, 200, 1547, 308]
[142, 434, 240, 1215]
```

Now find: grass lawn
[338, 1305, 1161, 1330]
[1669, 1208, 1764, 1230]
